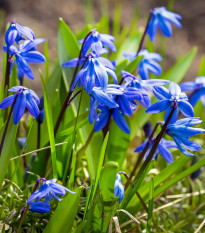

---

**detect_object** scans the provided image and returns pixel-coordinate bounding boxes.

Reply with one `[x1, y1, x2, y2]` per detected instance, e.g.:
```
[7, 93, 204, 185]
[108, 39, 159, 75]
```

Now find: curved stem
[4, 49, 11, 93]
[136, 11, 152, 55]
[54, 31, 93, 136]
[16, 178, 46, 233]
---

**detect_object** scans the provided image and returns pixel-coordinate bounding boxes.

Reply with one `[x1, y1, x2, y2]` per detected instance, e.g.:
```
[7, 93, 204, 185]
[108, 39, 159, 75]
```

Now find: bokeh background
[0, 0, 204, 95]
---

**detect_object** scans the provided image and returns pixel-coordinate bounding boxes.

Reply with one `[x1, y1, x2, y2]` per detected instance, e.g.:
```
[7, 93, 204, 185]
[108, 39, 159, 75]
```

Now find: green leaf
[57, 18, 80, 91]
[40, 70, 57, 178]
[146, 178, 154, 233]
[99, 161, 119, 202]
[71, 221, 87, 233]
[44, 40, 49, 83]
[106, 119, 130, 169]
[0, 123, 17, 188]
[43, 187, 82, 233]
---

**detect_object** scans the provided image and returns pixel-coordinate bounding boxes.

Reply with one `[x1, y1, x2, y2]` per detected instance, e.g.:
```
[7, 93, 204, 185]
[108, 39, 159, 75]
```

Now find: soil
[0, 0, 205, 95]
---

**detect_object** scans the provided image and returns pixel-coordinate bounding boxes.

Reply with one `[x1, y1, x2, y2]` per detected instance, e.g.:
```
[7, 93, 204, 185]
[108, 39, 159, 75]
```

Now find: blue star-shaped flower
[165, 117, 205, 156]
[180, 76, 205, 107]
[27, 179, 76, 204]
[114, 174, 124, 203]
[0, 86, 40, 124]
[147, 7, 182, 42]
[146, 82, 194, 124]
[3, 38, 46, 80]
[123, 49, 162, 80]
[5, 19, 35, 47]
[134, 138, 177, 163]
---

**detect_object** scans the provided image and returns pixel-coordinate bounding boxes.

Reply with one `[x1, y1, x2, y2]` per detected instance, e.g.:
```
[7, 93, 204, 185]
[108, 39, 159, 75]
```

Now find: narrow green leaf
[44, 40, 49, 83]
[39, 70, 57, 178]
[146, 178, 154, 233]
[0, 123, 17, 188]
[113, 5, 121, 38]
[198, 55, 205, 76]
[43, 187, 82, 233]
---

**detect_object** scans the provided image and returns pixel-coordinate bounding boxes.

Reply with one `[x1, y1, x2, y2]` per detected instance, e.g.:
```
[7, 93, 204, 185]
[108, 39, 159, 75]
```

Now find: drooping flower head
[180, 76, 205, 107]
[146, 82, 194, 124]
[135, 138, 177, 163]
[36, 96, 45, 124]
[123, 49, 162, 80]
[114, 173, 124, 203]
[147, 7, 182, 42]
[0, 86, 40, 124]
[165, 117, 205, 156]
[3, 38, 46, 80]
[70, 54, 117, 93]
[79, 30, 116, 56]
[27, 178, 76, 204]
[5, 19, 35, 47]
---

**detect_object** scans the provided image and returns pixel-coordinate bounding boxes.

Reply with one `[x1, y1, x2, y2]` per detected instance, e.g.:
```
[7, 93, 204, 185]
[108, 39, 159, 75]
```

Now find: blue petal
[161, 11, 182, 28]
[164, 106, 178, 124]
[112, 108, 130, 134]
[134, 140, 148, 152]
[99, 34, 116, 52]
[169, 82, 181, 97]
[30, 201, 51, 213]
[94, 108, 110, 131]
[180, 81, 196, 91]
[0, 94, 15, 109]
[189, 90, 204, 107]
[5, 28, 18, 47]
[9, 86, 23, 92]
[153, 86, 170, 100]
[172, 136, 194, 156]
[158, 142, 174, 163]
[146, 99, 170, 113]
[180, 138, 201, 151]
[97, 57, 115, 70]
[26, 93, 39, 118]
[16, 55, 34, 79]
[158, 15, 172, 37]
[21, 51, 46, 63]
[62, 58, 80, 68]
[94, 60, 108, 90]
[141, 79, 170, 87]
[178, 100, 194, 117]
[71, 67, 87, 91]
[117, 96, 133, 116]
[147, 14, 158, 42]
[20, 38, 45, 53]
[13, 91, 26, 124]
[15, 23, 35, 41]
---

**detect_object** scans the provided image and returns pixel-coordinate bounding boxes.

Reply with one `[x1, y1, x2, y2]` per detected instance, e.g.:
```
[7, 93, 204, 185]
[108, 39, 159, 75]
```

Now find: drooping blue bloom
[5, 19, 35, 47]
[29, 201, 51, 213]
[89, 85, 123, 124]
[79, 30, 116, 56]
[3, 38, 46, 80]
[165, 117, 205, 156]
[146, 82, 194, 124]
[143, 121, 153, 138]
[147, 7, 182, 42]
[114, 174, 124, 203]
[0, 86, 40, 124]
[36, 96, 45, 124]
[134, 138, 177, 163]
[70, 55, 117, 93]
[27, 179, 76, 204]
[180, 76, 205, 107]
[121, 70, 170, 108]
[123, 49, 162, 80]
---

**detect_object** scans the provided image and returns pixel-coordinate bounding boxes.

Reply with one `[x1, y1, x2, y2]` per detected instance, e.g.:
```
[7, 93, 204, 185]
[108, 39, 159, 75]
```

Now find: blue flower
[5, 19, 35, 47]
[190, 157, 201, 180]
[147, 7, 182, 42]
[70, 55, 117, 93]
[180, 76, 205, 107]
[121, 70, 170, 108]
[146, 82, 194, 124]
[165, 117, 205, 156]
[89, 85, 123, 124]
[114, 174, 124, 203]
[134, 138, 177, 163]
[0, 86, 40, 124]
[29, 201, 51, 213]
[79, 30, 116, 56]
[3, 38, 46, 80]
[123, 49, 162, 80]
[27, 179, 76, 204]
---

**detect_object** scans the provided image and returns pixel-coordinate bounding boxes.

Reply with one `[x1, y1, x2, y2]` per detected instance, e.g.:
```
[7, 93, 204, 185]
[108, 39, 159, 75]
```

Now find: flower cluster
[27, 178, 76, 213]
